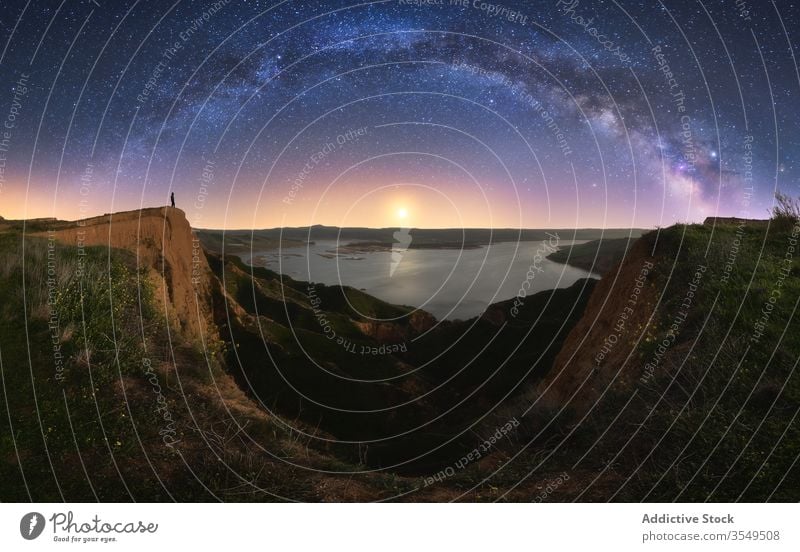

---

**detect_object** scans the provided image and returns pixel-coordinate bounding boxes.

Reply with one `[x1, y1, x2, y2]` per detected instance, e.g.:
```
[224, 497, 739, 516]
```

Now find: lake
[242, 239, 598, 320]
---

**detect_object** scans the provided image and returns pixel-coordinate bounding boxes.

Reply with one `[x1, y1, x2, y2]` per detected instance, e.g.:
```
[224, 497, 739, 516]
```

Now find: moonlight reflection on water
[246, 239, 597, 320]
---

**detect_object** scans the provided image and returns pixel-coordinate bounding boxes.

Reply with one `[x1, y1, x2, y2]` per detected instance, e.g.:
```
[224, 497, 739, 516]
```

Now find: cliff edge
[38, 207, 216, 343]
[534, 235, 659, 412]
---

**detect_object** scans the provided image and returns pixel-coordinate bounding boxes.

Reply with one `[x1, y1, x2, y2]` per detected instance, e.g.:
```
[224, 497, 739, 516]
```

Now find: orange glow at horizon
[256, 180, 514, 230]
[0, 176, 663, 231]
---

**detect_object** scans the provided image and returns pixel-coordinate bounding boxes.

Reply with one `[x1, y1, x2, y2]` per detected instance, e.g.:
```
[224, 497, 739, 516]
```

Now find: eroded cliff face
[39, 207, 216, 344]
[535, 236, 659, 413]
[353, 310, 437, 342]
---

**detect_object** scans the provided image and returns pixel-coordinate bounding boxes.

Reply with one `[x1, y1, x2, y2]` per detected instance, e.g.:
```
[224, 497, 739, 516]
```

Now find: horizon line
[2, 206, 747, 232]
[193, 224, 658, 231]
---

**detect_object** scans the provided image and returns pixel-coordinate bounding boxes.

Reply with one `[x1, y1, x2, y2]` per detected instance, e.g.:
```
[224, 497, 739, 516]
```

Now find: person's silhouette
[170, 192, 175, 208]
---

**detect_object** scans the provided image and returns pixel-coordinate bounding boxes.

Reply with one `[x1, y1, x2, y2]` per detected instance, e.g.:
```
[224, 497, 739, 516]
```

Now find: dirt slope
[535, 235, 659, 412]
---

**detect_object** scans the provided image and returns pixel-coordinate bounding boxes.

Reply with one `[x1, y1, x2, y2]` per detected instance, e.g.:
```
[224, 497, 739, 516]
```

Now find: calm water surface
[242, 240, 598, 320]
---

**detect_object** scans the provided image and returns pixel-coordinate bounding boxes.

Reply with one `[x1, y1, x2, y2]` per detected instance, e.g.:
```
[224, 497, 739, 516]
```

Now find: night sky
[0, 0, 798, 229]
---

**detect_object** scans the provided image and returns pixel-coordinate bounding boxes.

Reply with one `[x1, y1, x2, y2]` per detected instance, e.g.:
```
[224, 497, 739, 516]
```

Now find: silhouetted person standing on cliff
[170, 192, 175, 208]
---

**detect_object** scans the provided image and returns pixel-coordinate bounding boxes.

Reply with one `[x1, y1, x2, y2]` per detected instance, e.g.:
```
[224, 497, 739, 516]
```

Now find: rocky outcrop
[38, 207, 216, 344]
[353, 309, 437, 342]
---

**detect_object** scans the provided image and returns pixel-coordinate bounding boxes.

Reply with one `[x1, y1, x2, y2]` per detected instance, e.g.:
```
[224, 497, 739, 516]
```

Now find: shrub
[771, 192, 800, 230]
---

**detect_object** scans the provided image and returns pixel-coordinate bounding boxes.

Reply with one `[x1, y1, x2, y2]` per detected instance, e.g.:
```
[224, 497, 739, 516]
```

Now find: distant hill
[703, 216, 769, 226]
[197, 225, 649, 254]
[547, 236, 638, 274]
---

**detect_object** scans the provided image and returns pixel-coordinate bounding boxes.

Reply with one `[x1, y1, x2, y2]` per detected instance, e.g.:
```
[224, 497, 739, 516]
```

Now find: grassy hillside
[0, 231, 191, 500]
[509, 220, 800, 501]
[0, 230, 399, 501]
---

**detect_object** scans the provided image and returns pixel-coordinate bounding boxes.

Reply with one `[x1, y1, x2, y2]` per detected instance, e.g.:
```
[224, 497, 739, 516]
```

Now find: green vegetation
[0, 231, 368, 501]
[0, 232, 168, 500]
[492, 219, 800, 501]
[634, 219, 800, 501]
[772, 192, 800, 230]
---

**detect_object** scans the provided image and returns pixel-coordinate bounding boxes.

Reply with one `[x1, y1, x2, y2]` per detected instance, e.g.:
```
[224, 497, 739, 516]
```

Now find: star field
[0, 0, 797, 228]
